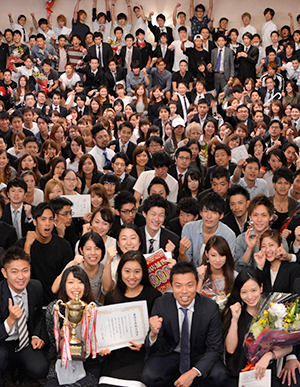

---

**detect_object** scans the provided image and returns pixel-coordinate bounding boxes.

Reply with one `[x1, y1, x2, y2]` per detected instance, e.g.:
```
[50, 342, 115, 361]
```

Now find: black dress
[99, 285, 161, 387]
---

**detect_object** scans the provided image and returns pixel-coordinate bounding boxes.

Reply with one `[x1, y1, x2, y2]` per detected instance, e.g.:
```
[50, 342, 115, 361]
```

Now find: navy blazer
[145, 292, 223, 379]
[0, 279, 48, 344]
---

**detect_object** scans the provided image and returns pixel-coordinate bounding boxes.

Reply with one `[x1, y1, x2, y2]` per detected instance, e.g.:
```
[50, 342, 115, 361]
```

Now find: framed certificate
[62, 195, 91, 217]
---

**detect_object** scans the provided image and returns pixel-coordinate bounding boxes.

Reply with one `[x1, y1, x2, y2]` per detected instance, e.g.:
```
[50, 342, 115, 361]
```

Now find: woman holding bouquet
[254, 230, 300, 293]
[222, 268, 293, 387]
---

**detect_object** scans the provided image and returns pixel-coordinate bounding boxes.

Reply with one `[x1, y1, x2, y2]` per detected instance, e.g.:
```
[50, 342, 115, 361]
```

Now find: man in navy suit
[141, 261, 227, 387]
[0, 246, 48, 385]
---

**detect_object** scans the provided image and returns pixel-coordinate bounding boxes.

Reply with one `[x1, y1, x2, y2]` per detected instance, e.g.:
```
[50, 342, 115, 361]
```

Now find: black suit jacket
[167, 217, 182, 237]
[110, 212, 145, 239]
[203, 162, 237, 190]
[140, 226, 180, 260]
[48, 106, 68, 118]
[121, 173, 136, 193]
[77, 65, 104, 92]
[135, 40, 152, 68]
[103, 67, 126, 96]
[264, 135, 288, 150]
[0, 221, 18, 250]
[108, 140, 137, 165]
[148, 21, 173, 44]
[1, 203, 35, 238]
[77, 105, 90, 118]
[151, 45, 174, 72]
[236, 45, 259, 84]
[116, 46, 142, 70]
[258, 87, 281, 103]
[0, 279, 47, 344]
[225, 115, 255, 134]
[258, 261, 300, 293]
[84, 43, 113, 72]
[144, 292, 223, 379]
[175, 93, 192, 120]
[221, 211, 249, 237]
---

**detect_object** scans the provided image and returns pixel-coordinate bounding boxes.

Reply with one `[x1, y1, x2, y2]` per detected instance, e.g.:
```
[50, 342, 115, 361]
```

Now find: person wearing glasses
[111, 190, 145, 238]
[99, 172, 121, 208]
[49, 197, 79, 253]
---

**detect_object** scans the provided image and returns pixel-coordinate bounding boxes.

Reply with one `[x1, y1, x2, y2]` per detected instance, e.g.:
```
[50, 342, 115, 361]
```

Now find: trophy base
[58, 344, 86, 362]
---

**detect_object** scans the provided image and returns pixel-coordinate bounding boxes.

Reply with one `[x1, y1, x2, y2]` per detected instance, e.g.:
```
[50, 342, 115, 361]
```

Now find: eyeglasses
[57, 211, 74, 217]
[104, 181, 116, 186]
[120, 207, 137, 215]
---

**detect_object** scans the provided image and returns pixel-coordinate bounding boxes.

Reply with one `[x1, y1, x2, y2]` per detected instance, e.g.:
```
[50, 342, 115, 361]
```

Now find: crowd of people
[1, 1, 300, 387]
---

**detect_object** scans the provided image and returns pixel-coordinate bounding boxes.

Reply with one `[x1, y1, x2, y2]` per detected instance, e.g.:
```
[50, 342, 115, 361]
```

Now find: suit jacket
[258, 87, 281, 103]
[103, 67, 127, 96]
[110, 212, 145, 239]
[211, 46, 234, 81]
[78, 65, 104, 92]
[84, 43, 113, 72]
[0, 279, 47, 344]
[258, 261, 300, 293]
[148, 22, 173, 44]
[236, 45, 259, 84]
[264, 135, 288, 150]
[221, 211, 249, 237]
[140, 225, 180, 260]
[0, 221, 18, 250]
[175, 93, 192, 120]
[167, 217, 182, 237]
[152, 45, 174, 72]
[144, 292, 223, 379]
[135, 40, 152, 68]
[203, 162, 237, 190]
[108, 140, 137, 165]
[225, 115, 255, 134]
[48, 106, 68, 118]
[121, 173, 136, 193]
[1, 203, 35, 238]
[77, 105, 90, 118]
[116, 46, 142, 70]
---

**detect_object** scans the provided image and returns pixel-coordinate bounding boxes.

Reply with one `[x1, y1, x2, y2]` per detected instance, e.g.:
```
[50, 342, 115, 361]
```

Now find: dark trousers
[0, 340, 48, 386]
[141, 352, 228, 387]
[214, 72, 227, 94]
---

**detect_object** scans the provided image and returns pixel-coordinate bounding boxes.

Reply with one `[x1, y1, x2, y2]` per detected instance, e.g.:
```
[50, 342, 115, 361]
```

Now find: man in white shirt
[172, 4, 192, 41]
[8, 13, 29, 44]
[262, 8, 277, 48]
[283, 56, 300, 89]
[237, 12, 257, 44]
[134, 151, 178, 206]
[133, 3, 148, 37]
[169, 26, 193, 72]
[89, 125, 115, 172]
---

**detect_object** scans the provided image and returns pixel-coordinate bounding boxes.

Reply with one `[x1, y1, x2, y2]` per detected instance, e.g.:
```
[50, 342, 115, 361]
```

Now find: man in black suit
[116, 33, 142, 72]
[168, 197, 200, 237]
[111, 190, 145, 238]
[75, 93, 90, 118]
[48, 90, 68, 118]
[168, 146, 192, 191]
[108, 121, 137, 164]
[104, 57, 126, 97]
[265, 120, 288, 151]
[221, 185, 250, 237]
[0, 246, 48, 386]
[1, 178, 35, 240]
[140, 194, 180, 260]
[225, 104, 255, 134]
[141, 261, 227, 387]
[236, 32, 259, 84]
[151, 32, 174, 72]
[191, 98, 214, 128]
[135, 28, 152, 69]
[84, 31, 113, 72]
[258, 76, 281, 109]
[138, 177, 178, 227]
[147, 13, 174, 44]
[78, 57, 104, 94]
[111, 152, 136, 193]
[174, 82, 192, 122]
[153, 105, 170, 138]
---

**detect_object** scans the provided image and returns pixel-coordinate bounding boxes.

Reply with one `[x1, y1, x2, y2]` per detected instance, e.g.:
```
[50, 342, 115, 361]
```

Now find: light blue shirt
[231, 177, 269, 200]
[182, 220, 236, 266]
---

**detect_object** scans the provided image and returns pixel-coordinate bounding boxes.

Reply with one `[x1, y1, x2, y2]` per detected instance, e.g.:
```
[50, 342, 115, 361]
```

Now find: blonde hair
[44, 178, 65, 202]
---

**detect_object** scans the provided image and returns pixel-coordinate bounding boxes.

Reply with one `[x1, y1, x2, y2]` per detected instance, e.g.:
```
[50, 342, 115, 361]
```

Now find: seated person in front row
[0, 246, 48, 386]
[181, 191, 236, 266]
[141, 261, 228, 387]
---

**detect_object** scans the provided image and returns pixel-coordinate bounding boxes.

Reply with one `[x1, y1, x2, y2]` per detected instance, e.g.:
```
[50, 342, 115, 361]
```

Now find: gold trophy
[54, 294, 96, 360]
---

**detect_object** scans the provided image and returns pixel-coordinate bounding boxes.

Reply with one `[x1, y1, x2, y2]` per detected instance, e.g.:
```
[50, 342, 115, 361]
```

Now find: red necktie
[179, 174, 183, 190]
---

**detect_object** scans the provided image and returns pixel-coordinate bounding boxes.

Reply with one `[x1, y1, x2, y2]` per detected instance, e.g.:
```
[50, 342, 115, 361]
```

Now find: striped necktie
[15, 294, 29, 352]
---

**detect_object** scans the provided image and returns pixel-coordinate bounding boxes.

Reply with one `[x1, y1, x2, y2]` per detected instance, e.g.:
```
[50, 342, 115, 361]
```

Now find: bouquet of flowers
[9, 46, 25, 70]
[107, 37, 120, 55]
[201, 278, 230, 311]
[46, 0, 56, 18]
[33, 67, 48, 93]
[199, 144, 208, 167]
[243, 293, 300, 369]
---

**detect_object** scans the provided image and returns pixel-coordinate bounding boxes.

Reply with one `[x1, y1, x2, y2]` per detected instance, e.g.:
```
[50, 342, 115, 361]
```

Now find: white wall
[0, 0, 299, 42]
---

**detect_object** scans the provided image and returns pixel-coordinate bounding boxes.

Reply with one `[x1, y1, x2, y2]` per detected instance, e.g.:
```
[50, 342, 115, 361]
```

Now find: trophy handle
[54, 299, 68, 320]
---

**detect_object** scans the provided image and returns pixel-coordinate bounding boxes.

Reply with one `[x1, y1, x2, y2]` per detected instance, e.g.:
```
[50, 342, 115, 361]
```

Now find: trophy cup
[54, 294, 96, 361]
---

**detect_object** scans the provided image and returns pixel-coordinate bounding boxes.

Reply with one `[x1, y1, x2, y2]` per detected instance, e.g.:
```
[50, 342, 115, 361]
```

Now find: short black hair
[232, 85, 243, 93]
[99, 172, 121, 193]
[94, 31, 103, 39]
[78, 231, 105, 263]
[125, 33, 135, 41]
[23, 136, 39, 147]
[152, 151, 172, 168]
[175, 146, 192, 158]
[135, 28, 145, 36]
[91, 124, 107, 139]
[282, 142, 299, 154]
[114, 190, 136, 211]
[273, 167, 294, 184]
[112, 152, 130, 166]
[1, 246, 30, 268]
[36, 33, 46, 40]
[244, 156, 260, 169]
[145, 136, 163, 148]
[170, 261, 198, 284]
[32, 202, 55, 220]
[49, 197, 73, 213]
[158, 105, 170, 114]
[10, 110, 23, 122]
[178, 26, 187, 33]
[143, 194, 168, 215]
[7, 177, 27, 193]
[156, 13, 166, 21]
[199, 191, 225, 215]
[119, 121, 134, 132]
[147, 176, 170, 195]
[214, 143, 231, 156]
[176, 197, 200, 217]
[210, 166, 230, 183]
[227, 185, 250, 201]
[268, 119, 283, 130]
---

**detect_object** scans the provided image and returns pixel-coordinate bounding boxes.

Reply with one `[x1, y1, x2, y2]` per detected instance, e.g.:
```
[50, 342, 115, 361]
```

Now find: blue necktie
[103, 151, 110, 166]
[216, 49, 222, 72]
[179, 307, 190, 374]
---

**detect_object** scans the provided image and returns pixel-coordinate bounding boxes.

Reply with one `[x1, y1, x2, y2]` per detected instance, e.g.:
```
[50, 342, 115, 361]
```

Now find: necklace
[273, 197, 288, 213]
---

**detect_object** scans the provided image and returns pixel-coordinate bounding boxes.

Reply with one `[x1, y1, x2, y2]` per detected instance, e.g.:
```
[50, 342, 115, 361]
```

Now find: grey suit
[211, 47, 234, 93]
